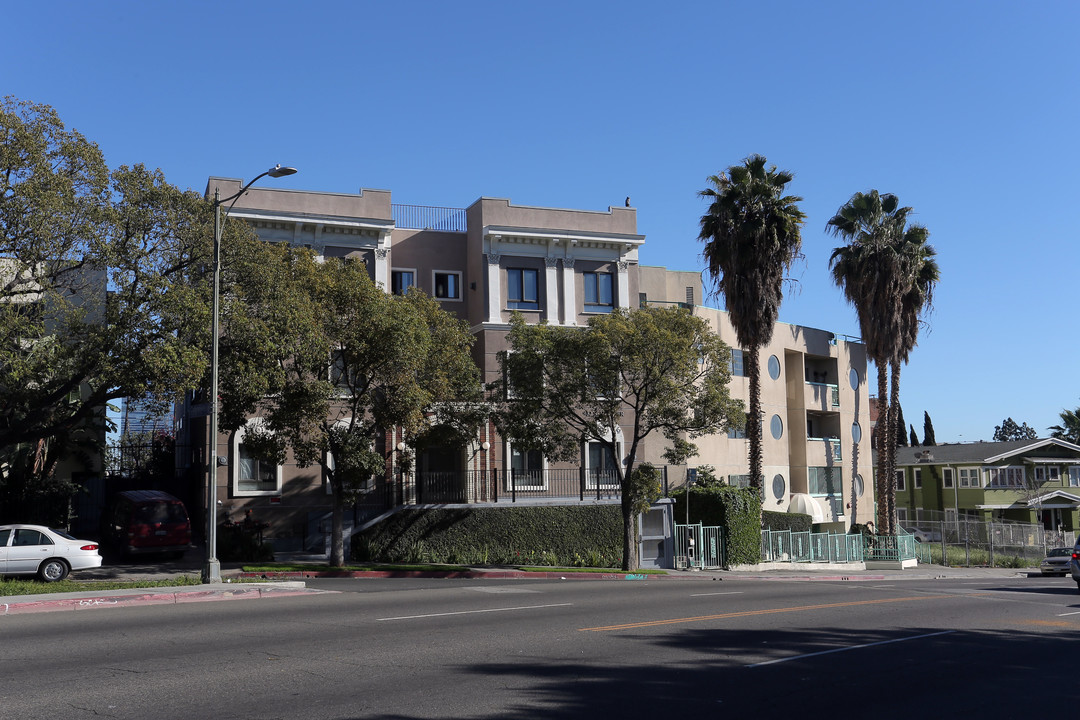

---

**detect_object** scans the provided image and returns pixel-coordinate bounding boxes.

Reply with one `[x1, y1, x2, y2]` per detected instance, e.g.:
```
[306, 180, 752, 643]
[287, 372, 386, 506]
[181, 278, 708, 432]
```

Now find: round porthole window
[852, 422, 862, 443]
[772, 474, 786, 500]
[768, 355, 781, 380]
[854, 474, 865, 498]
[770, 414, 783, 440]
[849, 368, 860, 390]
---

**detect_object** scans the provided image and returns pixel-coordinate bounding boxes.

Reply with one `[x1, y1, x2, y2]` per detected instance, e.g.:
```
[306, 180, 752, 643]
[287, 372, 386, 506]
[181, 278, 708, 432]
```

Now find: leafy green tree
[828, 190, 937, 534]
[492, 307, 743, 570]
[993, 417, 1038, 442]
[1049, 407, 1080, 444]
[219, 246, 483, 567]
[922, 411, 937, 446]
[0, 97, 213, 488]
[698, 155, 805, 500]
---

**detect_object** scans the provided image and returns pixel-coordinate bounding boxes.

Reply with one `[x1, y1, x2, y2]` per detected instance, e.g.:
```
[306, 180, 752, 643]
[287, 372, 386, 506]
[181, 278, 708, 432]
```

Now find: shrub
[762, 510, 812, 533]
[670, 485, 760, 567]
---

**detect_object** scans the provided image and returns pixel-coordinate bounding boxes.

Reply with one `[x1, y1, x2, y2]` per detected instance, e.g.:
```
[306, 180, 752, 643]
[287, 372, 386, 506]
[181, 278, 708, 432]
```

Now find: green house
[893, 438, 1080, 535]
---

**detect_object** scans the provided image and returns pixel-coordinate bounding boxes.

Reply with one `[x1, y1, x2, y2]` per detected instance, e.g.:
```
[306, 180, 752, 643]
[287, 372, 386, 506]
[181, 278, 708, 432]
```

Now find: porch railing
[391, 204, 467, 232]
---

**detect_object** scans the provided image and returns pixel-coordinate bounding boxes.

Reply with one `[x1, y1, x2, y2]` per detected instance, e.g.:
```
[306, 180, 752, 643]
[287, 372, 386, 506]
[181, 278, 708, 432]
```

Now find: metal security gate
[675, 523, 723, 570]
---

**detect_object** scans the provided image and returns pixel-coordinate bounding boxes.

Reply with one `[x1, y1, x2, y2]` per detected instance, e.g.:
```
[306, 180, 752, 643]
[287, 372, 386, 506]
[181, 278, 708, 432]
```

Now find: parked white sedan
[0, 524, 103, 582]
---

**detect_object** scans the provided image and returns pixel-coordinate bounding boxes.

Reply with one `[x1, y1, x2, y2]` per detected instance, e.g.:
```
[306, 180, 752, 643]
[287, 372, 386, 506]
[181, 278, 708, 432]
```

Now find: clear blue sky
[8, 2, 1078, 443]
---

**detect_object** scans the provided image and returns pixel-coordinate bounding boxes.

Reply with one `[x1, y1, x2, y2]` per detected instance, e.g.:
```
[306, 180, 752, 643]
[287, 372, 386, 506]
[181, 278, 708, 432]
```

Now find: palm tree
[699, 155, 805, 500]
[828, 190, 937, 535]
[1049, 407, 1080, 444]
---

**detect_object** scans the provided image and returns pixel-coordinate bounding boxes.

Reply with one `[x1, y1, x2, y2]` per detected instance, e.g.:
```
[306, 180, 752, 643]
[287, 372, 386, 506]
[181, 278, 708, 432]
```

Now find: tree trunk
[746, 343, 763, 509]
[330, 477, 345, 567]
[887, 362, 903, 536]
[875, 363, 890, 534]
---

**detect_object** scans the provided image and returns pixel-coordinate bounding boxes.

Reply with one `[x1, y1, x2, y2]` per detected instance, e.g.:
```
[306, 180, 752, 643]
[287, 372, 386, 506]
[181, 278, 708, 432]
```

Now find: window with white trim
[506, 268, 539, 310]
[913, 468, 922, 489]
[232, 425, 282, 496]
[433, 271, 461, 300]
[895, 469, 906, 492]
[508, 445, 545, 490]
[586, 441, 620, 488]
[1070, 466, 1080, 488]
[1034, 466, 1060, 484]
[391, 269, 415, 296]
[958, 467, 980, 488]
[583, 272, 613, 312]
[987, 466, 1024, 488]
[942, 467, 954, 488]
[897, 507, 909, 525]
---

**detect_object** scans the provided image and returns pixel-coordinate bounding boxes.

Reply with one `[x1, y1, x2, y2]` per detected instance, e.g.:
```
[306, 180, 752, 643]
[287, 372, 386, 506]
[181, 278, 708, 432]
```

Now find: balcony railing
[403, 466, 671, 505]
[392, 204, 467, 232]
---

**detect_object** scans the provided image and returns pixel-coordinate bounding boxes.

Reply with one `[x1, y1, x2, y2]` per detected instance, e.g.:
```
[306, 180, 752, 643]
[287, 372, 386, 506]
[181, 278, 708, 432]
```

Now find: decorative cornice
[545, 256, 560, 268]
[487, 253, 501, 265]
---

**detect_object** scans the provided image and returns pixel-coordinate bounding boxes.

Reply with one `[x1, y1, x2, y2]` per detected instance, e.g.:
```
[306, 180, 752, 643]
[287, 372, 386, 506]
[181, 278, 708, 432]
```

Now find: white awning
[788, 493, 825, 523]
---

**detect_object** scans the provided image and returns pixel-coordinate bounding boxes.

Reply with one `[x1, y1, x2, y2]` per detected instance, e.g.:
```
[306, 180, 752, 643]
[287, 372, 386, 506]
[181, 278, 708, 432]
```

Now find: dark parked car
[100, 490, 192, 558]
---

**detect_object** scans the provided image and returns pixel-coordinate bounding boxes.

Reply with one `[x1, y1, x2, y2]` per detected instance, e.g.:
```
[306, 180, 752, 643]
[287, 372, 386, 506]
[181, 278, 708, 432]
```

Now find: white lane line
[746, 630, 955, 668]
[1057, 610, 1080, 617]
[377, 602, 572, 621]
[690, 592, 744, 597]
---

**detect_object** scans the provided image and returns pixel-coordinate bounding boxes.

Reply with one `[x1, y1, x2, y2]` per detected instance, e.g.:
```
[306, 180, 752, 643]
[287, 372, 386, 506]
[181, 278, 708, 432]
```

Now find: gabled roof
[895, 438, 1080, 467]
[1027, 490, 1080, 506]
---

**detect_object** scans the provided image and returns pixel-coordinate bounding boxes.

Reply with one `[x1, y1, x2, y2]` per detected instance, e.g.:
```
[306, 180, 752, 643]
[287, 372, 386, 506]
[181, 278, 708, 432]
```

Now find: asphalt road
[2, 573, 1076, 719]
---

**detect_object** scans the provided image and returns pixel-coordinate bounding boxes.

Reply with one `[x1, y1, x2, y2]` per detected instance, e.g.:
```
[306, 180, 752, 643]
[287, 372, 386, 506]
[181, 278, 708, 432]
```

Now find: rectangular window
[584, 272, 613, 311]
[913, 468, 922, 489]
[942, 468, 954, 489]
[897, 507, 909, 525]
[391, 269, 415, 296]
[433, 271, 461, 300]
[959, 467, 980, 488]
[1034, 466, 1060, 484]
[809, 466, 842, 496]
[1070, 466, 1080, 487]
[506, 268, 539, 310]
[727, 424, 746, 439]
[237, 444, 278, 493]
[587, 442, 619, 488]
[987, 466, 1025, 488]
[508, 446, 544, 490]
[729, 349, 746, 377]
[895, 469, 906, 492]
[728, 474, 751, 489]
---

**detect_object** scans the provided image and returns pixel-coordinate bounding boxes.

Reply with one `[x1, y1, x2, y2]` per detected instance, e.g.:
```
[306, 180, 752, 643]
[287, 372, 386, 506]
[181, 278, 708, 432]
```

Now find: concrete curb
[0, 582, 327, 616]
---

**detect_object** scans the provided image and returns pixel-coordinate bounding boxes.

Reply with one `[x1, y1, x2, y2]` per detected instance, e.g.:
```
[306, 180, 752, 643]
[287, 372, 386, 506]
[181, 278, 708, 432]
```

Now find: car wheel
[38, 559, 69, 583]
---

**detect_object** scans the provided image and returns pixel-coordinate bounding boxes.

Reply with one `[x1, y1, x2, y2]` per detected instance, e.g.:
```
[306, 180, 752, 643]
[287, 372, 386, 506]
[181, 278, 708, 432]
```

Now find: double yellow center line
[580, 594, 952, 632]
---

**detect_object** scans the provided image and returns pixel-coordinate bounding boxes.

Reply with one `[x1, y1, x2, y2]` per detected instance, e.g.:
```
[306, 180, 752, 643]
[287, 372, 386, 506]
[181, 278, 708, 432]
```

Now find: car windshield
[50, 528, 76, 540]
[1047, 548, 1072, 557]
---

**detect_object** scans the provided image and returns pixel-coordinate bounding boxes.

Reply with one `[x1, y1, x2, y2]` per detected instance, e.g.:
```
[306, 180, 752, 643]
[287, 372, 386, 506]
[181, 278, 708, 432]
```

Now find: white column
[617, 260, 630, 309]
[486, 253, 502, 323]
[375, 247, 389, 289]
[544, 256, 560, 325]
[561, 257, 577, 326]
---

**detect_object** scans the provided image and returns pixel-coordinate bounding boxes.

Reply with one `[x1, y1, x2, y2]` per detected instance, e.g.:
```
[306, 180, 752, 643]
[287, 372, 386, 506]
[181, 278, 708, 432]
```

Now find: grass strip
[0, 575, 204, 597]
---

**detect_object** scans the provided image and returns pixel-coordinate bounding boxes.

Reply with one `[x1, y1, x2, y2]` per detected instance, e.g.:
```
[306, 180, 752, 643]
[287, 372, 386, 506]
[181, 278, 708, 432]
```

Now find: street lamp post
[203, 165, 297, 583]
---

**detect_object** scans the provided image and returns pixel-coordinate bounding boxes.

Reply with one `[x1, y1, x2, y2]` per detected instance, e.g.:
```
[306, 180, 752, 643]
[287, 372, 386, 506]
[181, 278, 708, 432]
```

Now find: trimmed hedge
[352, 505, 623, 568]
[762, 510, 813, 533]
[670, 486, 761, 566]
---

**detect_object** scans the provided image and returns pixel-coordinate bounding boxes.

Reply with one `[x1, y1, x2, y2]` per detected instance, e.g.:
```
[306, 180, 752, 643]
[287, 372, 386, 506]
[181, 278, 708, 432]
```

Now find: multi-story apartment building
[175, 178, 873, 552]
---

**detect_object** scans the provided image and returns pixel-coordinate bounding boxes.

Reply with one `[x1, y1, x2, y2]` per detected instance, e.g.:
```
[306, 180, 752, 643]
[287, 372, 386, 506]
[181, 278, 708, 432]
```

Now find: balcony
[804, 381, 840, 411]
[392, 204, 467, 232]
[806, 437, 843, 465]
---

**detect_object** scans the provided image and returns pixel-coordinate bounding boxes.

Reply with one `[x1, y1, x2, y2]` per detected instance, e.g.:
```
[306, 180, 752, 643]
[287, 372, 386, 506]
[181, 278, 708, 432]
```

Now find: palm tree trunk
[746, 343, 764, 509]
[875, 362, 889, 534]
[887, 362, 902, 535]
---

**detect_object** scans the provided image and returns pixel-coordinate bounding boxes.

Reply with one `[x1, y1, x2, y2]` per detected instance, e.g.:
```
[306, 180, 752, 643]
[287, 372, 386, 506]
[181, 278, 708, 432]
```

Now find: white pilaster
[375, 246, 389, 288]
[562, 257, 577, 326]
[544, 256, 560, 325]
[486, 253, 502, 323]
[617, 260, 630, 309]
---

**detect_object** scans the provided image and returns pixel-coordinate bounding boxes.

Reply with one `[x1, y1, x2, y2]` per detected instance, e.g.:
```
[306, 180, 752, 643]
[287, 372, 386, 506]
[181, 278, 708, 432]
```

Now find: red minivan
[101, 490, 192, 558]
